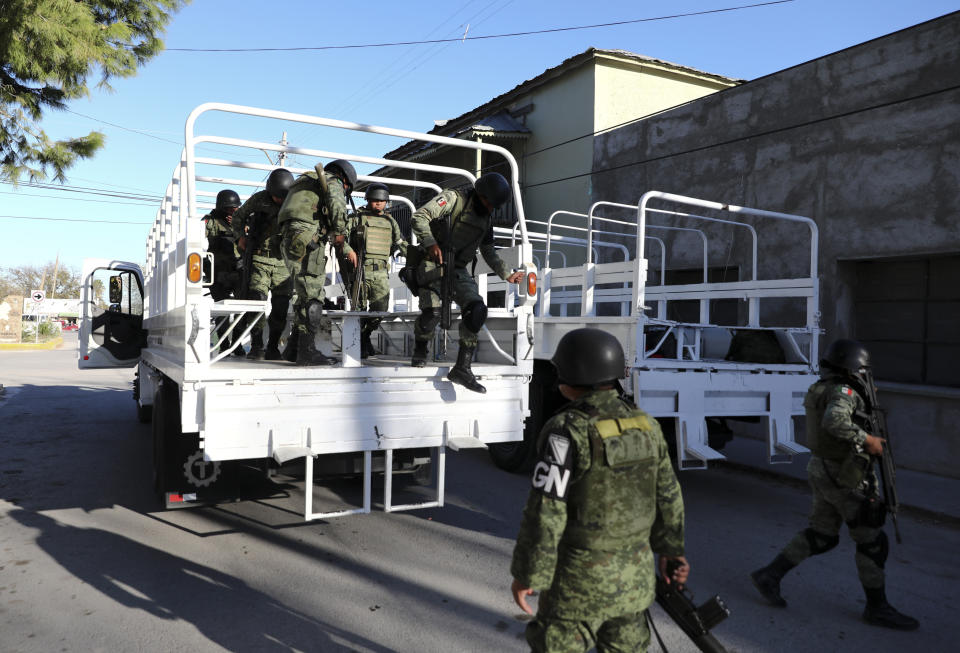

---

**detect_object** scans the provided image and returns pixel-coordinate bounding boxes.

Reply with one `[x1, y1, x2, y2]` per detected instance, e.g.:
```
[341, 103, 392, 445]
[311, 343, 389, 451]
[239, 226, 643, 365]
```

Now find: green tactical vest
[563, 410, 661, 551]
[357, 211, 393, 259]
[805, 380, 855, 461]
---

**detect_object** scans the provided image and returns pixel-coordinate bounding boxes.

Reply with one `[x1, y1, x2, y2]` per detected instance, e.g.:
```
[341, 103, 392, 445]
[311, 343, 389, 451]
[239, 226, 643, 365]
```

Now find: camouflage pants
[351, 262, 391, 337]
[780, 456, 885, 588]
[414, 263, 484, 348]
[281, 222, 327, 336]
[525, 613, 648, 653]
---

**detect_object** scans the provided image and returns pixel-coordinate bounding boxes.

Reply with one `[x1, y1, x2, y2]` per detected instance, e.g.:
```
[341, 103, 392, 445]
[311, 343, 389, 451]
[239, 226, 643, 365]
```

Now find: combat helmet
[266, 168, 295, 199]
[324, 159, 358, 192]
[215, 189, 241, 210]
[474, 172, 511, 210]
[364, 183, 390, 202]
[822, 339, 871, 376]
[551, 328, 626, 387]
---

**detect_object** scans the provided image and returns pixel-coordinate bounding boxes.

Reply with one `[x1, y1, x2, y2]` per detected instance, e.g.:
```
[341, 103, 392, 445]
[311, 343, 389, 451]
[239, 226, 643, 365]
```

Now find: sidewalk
[717, 437, 960, 525]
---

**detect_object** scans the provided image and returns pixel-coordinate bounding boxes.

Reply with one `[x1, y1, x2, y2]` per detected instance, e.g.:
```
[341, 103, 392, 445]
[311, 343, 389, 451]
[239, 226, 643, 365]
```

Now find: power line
[0, 180, 162, 202]
[65, 109, 182, 145]
[0, 215, 152, 225]
[0, 190, 158, 206]
[167, 2, 794, 52]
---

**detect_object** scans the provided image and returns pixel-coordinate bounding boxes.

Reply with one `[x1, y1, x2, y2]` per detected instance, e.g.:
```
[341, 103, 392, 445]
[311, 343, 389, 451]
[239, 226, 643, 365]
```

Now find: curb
[715, 459, 960, 529]
[0, 337, 64, 351]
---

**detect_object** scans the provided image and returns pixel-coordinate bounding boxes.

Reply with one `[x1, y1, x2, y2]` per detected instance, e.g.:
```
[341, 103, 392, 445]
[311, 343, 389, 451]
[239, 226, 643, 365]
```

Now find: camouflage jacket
[232, 190, 282, 260]
[804, 375, 871, 461]
[410, 189, 511, 280]
[277, 163, 349, 247]
[203, 209, 238, 272]
[350, 206, 408, 262]
[510, 389, 685, 619]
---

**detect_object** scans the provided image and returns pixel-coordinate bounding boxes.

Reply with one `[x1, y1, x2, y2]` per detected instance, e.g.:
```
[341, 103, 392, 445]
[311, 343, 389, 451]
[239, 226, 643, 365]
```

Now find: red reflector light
[83, 355, 89, 360]
[527, 272, 537, 296]
[167, 493, 183, 503]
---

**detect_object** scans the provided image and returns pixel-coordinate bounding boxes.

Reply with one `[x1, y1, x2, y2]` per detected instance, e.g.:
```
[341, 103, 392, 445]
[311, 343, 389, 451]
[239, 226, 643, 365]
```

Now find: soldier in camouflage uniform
[233, 168, 295, 360]
[511, 328, 689, 653]
[751, 339, 919, 630]
[409, 172, 523, 393]
[278, 159, 357, 366]
[204, 189, 242, 354]
[346, 183, 408, 358]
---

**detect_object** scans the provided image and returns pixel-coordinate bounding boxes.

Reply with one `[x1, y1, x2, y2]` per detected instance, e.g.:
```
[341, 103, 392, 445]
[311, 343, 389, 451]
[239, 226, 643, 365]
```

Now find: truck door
[78, 259, 145, 369]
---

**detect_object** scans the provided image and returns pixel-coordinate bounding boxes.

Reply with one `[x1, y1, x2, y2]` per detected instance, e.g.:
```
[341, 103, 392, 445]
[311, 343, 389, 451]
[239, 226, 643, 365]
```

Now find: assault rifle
[439, 212, 455, 330]
[239, 213, 264, 298]
[856, 371, 902, 543]
[653, 561, 730, 653]
[350, 227, 365, 310]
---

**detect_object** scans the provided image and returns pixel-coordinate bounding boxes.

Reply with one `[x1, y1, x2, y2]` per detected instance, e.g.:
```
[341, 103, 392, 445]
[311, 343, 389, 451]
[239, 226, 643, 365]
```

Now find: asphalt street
[0, 334, 955, 652]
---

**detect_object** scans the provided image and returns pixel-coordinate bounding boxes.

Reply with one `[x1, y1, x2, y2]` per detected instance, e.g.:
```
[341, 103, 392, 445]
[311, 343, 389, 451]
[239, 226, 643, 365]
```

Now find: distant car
[62, 323, 79, 331]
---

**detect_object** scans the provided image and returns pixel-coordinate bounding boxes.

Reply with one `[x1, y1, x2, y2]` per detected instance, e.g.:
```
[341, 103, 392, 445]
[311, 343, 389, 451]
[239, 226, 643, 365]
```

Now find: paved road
[0, 336, 955, 652]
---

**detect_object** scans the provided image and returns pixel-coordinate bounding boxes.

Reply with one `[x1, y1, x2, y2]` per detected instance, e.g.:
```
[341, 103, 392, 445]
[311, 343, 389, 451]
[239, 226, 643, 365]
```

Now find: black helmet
[822, 339, 871, 375]
[474, 172, 511, 209]
[215, 189, 241, 210]
[364, 183, 389, 202]
[551, 328, 626, 387]
[266, 168, 295, 199]
[324, 159, 358, 191]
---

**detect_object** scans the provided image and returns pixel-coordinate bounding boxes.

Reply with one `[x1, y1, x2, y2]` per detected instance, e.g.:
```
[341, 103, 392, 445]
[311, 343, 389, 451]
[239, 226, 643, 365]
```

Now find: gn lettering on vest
[532, 461, 571, 500]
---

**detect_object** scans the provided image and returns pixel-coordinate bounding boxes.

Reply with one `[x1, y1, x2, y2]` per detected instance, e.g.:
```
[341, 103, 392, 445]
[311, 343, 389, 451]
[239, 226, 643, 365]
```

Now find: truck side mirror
[109, 275, 123, 304]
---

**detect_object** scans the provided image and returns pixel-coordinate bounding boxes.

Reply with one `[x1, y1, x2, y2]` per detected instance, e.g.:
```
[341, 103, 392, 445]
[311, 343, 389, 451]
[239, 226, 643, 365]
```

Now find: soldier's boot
[281, 335, 298, 363]
[411, 339, 429, 368]
[862, 587, 919, 630]
[750, 554, 794, 608]
[447, 345, 486, 394]
[246, 328, 265, 360]
[360, 332, 378, 358]
[264, 331, 283, 361]
[295, 331, 337, 367]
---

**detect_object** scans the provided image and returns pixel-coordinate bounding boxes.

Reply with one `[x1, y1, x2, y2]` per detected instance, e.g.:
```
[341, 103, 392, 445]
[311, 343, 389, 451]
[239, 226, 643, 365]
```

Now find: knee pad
[418, 307, 440, 333]
[856, 532, 889, 569]
[306, 299, 325, 327]
[461, 300, 488, 333]
[804, 528, 840, 555]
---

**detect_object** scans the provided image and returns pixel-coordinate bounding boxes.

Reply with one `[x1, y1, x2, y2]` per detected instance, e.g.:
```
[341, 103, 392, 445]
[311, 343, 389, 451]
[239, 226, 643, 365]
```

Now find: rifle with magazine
[855, 371, 902, 543]
[238, 213, 264, 298]
[652, 560, 730, 653]
[439, 212, 455, 330]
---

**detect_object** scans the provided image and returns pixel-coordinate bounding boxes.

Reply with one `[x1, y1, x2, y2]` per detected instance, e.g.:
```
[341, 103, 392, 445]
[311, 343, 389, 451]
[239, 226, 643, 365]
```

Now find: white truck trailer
[486, 193, 820, 472]
[78, 103, 538, 518]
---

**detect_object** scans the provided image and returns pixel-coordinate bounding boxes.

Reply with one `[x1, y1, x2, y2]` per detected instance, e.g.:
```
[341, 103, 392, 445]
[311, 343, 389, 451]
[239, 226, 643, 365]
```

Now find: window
[854, 255, 960, 387]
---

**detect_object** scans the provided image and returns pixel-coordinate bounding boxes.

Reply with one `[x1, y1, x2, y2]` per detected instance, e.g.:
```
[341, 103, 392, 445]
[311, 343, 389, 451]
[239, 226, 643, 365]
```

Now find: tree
[0, 0, 188, 183]
[0, 262, 82, 298]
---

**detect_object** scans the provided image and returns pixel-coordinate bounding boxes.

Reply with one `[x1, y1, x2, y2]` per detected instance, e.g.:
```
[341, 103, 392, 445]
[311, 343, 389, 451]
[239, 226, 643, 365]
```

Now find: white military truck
[78, 103, 538, 519]
[486, 193, 820, 472]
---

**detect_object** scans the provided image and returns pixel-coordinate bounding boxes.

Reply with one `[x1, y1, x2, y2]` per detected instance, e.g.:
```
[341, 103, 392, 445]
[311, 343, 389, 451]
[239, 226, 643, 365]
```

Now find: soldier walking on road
[233, 168, 295, 360]
[408, 172, 523, 393]
[510, 328, 689, 653]
[204, 189, 242, 354]
[751, 339, 919, 630]
[345, 183, 408, 358]
[278, 159, 357, 366]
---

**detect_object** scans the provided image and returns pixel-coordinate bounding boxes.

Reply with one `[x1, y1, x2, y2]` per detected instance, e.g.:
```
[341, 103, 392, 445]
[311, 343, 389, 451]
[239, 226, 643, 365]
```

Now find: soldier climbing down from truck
[204, 189, 242, 354]
[406, 172, 524, 393]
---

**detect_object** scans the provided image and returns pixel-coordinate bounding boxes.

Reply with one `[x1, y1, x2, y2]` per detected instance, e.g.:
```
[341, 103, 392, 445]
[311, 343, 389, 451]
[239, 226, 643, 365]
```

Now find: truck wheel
[151, 379, 175, 495]
[489, 361, 564, 473]
[134, 370, 152, 423]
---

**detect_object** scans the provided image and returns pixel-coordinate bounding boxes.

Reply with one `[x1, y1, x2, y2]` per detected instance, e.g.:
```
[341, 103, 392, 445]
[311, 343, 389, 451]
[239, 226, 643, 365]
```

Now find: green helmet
[364, 183, 389, 202]
[551, 328, 626, 387]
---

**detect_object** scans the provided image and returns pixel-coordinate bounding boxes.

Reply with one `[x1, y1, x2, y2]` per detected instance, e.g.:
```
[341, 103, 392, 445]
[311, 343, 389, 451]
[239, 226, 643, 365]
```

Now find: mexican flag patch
[436, 198, 447, 207]
[841, 386, 855, 396]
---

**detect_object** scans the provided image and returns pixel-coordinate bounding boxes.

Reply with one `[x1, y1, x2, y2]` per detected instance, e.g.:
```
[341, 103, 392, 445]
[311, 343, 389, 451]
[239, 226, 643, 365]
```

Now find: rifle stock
[654, 574, 730, 653]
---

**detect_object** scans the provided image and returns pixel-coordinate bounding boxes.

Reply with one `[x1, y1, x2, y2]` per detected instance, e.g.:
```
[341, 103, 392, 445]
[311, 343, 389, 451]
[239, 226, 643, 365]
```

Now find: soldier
[409, 172, 524, 393]
[750, 339, 919, 630]
[277, 159, 357, 366]
[233, 168, 295, 360]
[347, 183, 408, 358]
[204, 189, 242, 354]
[510, 328, 688, 653]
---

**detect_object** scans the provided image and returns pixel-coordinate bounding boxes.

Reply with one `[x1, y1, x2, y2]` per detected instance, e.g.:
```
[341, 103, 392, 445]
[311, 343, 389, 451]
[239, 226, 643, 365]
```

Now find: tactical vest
[805, 380, 858, 461]
[430, 191, 492, 268]
[356, 210, 393, 259]
[563, 409, 661, 551]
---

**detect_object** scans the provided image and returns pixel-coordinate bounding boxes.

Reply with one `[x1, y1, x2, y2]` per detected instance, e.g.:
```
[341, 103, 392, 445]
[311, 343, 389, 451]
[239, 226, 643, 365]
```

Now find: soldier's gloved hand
[427, 244, 443, 264]
[659, 555, 690, 587]
[510, 578, 535, 615]
[865, 434, 885, 456]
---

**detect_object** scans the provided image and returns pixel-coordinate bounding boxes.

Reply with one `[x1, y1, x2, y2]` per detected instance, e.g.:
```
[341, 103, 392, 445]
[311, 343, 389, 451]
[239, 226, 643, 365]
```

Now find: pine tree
[0, 0, 188, 183]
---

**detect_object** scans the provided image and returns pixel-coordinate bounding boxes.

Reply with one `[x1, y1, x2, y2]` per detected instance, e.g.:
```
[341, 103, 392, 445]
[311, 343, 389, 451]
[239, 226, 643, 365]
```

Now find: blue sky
[1, 0, 955, 274]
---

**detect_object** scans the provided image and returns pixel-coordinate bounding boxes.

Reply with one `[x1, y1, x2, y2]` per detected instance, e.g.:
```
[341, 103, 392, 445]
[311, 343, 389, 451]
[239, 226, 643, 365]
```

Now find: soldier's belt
[364, 260, 388, 271]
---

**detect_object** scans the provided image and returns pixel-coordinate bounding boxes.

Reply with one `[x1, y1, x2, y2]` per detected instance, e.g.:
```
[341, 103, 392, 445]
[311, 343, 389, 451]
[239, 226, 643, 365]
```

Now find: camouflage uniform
[204, 209, 239, 351]
[410, 188, 512, 348]
[511, 389, 685, 653]
[347, 206, 408, 342]
[233, 189, 292, 351]
[778, 375, 886, 588]
[277, 164, 350, 337]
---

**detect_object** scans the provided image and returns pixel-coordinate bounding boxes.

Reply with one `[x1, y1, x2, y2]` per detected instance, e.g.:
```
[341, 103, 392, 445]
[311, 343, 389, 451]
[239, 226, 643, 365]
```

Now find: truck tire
[133, 370, 152, 423]
[152, 378, 181, 496]
[489, 361, 564, 473]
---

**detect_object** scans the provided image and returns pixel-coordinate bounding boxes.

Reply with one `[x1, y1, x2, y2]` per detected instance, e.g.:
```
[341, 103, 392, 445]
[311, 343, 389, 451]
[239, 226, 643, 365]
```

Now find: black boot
[750, 554, 795, 607]
[447, 345, 486, 394]
[295, 331, 337, 366]
[863, 586, 919, 630]
[246, 328, 265, 360]
[281, 335, 298, 362]
[360, 332, 377, 358]
[264, 330, 283, 361]
[411, 339, 429, 368]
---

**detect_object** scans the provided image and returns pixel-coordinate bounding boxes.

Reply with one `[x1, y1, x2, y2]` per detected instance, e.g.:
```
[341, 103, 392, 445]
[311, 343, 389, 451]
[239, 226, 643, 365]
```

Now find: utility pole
[278, 131, 288, 167]
[50, 252, 60, 299]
